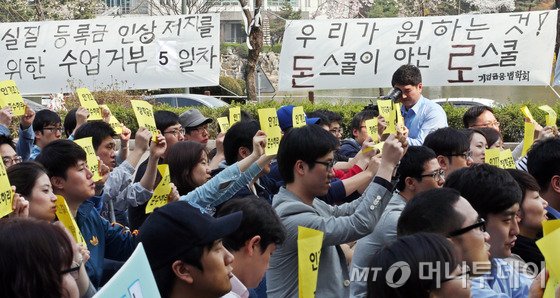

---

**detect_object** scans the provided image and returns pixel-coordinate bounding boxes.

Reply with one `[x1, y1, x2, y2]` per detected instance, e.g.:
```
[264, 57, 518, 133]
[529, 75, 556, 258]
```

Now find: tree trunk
[239, 0, 263, 102]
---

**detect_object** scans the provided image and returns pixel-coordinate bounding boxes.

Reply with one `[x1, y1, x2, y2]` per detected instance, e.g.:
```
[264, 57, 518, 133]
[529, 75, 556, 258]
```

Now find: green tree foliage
[367, 0, 398, 18]
[269, 1, 301, 45]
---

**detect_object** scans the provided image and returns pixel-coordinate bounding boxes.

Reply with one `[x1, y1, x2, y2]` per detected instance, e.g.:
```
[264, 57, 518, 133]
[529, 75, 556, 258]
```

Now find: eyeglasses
[60, 258, 82, 280]
[188, 125, 208, 134]
[419, 168, 445, 182]
[472, 120, 500, 129]
[314, 160, 335, 171]
[42, 127, 64, 134]
[447, 150, 473, 160]
[163, 128, 185, 137]
[2, 155, 22, 167]
[447, 218, 487, 237]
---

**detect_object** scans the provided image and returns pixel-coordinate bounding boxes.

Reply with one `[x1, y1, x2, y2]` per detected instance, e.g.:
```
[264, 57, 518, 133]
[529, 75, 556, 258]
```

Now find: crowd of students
[1, 64, 559, 298]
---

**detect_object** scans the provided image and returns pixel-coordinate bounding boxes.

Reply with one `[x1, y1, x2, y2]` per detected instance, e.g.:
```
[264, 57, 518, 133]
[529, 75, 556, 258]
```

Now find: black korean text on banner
[0, 14, 220, 94]
[278, 10, 557, 90]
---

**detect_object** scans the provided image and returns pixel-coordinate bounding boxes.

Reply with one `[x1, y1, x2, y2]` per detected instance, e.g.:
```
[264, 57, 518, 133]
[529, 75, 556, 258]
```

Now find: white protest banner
[94, 243, 161, 298]
[279, 10, 557, 91]
[0, 14, 220, 94]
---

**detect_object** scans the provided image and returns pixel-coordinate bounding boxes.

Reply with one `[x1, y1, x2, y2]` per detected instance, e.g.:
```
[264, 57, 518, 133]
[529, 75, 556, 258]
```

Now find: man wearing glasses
[0, 135, 22, 168]
[267, 124, 404, 297]
[351, 146, 443, 297]
[29, 109, 63, 160]
[179, 108, 213, 144]
[445, 164, 536, 297]
[424, 127, 473, 177]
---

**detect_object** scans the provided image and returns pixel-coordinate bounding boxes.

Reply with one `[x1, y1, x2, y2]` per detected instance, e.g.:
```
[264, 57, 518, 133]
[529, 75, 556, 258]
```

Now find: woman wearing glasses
[6, 162, 95, 297]
[0, 218, 93, 298]
[367, 233, 470, 298]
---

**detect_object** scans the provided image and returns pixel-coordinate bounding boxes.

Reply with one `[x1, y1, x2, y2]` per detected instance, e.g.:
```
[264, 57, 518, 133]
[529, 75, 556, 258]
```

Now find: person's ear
[436, 155, 449, 171]
[295, 160, 306, 176]
[50, 176, 65, 190]
[352, 128, 359, 138]
[172, 260, 194, 284]
[246, 235, 261, 257]
[417, 82, 423, 92]
[404, 176, 416, 191]
[238, 146, 251, 159]
[550, 175, 560, 194]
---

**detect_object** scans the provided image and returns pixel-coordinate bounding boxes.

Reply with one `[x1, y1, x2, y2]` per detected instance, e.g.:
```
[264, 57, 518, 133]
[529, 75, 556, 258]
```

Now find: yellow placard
[258, 108, 282, 156]
[74, 137, 101, 182]
[55, 195, 86, 245]
[76, 88, 102, 121]
[99, 104, 123, 135]
[292, 106, 306, 128]
[146, 164, 172, 214]
[0, 160, 14, 218]
[364, 117, 379, 143]
[130, 100, 158, 140]
[229, 106, 241, 126]
[298, 226, 324, 298]
[520, 106, 535, 123]
[522, 122, 536, 156]
[539, 105, 557, 127]
[217, 117, 230, 133]
[377, 99, 396, 134]
[498, 149, 515, 169]
[0, 80, 25, 116]
[537, 227, 560, 291]
[543, 219, 560, 236]
[394, 102, 405, 130]
[485, 148, 500, 166]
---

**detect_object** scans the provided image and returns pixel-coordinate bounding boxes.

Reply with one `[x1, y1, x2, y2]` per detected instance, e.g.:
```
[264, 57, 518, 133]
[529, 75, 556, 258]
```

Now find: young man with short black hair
[30, 109, 63, 159]
[35, 140, 138, 288]
[267, 125, 403, 297]
[391, 64, 447, 146]
[140, 201, 242, 298]
[445, 164, 533, 297]
[339, 109, 378, 159]
[217, 195, 286, 297]
[527, 138, 560, 219]
[423, 127, 472, 177]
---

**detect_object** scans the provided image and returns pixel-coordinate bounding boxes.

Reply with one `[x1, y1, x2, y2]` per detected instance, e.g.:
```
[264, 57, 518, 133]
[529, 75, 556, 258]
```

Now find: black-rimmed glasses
[447, 150, 473, 160]
[164, 128, 185, 137]
[447, 218, 486, 237]
[314, 160, 335, 171]
[419, 168, 445, 182]
[42, 127, 64, 134]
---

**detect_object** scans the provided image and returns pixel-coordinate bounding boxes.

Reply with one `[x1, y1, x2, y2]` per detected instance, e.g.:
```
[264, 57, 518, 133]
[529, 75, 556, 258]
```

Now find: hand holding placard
[0, 80, 25, 116]
[258, 108, 282, 156]
[76, 88, 102, 121]
[55, 195, 86, 245]
[146, 164, 172, 214]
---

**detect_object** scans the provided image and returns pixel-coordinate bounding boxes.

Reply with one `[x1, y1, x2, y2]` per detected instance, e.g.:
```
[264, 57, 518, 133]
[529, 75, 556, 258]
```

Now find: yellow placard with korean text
[99, 104, 123, 135]
[522, 121, 535, 156]
[0, 160, 14, 218]
[520, 106, 535, 123]
[298, 226, 324, 298]
[377, 99, 396, 134]
[146, 164, 172, 214]
[0, 80, 25, 116]
[498, 149, 515, 169]
[292, 106, 306, 128]
[55, 195, 86, 246]
[130, 100, 158, 141]
[364, 118, 379, 143]
[229, 106, 241, 126]
[537, 221, 560, 298]
[485, 148, 500, 167]
[76, 88, 102, 121]
[73, 137, 101, 182]
[217, 117, 230, 133]
[539, 105, 557, 127]
[258, 108, 282, 156]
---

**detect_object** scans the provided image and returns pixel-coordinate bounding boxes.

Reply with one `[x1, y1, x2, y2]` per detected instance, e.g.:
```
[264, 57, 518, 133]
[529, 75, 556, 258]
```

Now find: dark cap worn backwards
[139, 201, 242, 269]
[179, 109, 213, 129]
[276, 105, 320, 132]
